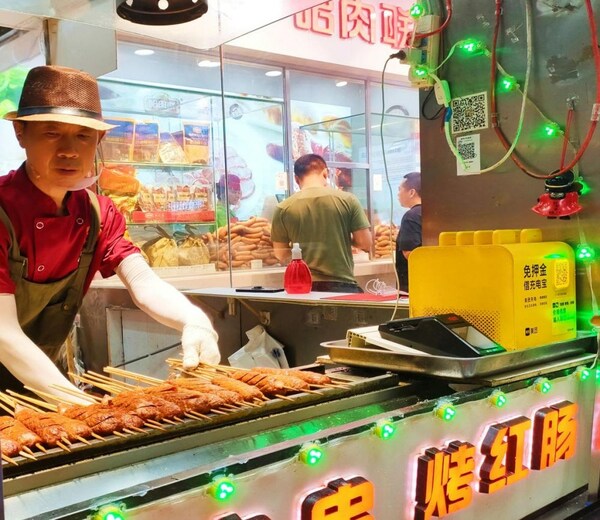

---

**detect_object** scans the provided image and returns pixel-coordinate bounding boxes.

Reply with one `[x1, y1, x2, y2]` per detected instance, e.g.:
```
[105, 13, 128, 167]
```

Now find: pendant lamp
[116, 0, 208, 26]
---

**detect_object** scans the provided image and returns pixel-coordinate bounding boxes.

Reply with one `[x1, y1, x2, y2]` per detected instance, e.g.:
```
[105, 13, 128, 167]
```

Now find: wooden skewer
[35, 443, 48, 453]
[18, 450, 37, 461]
[22, 446, 36, 456]
[161, 418, 178, 425]
[49, 385, 99, 403]
[128, 426, 147, 434]
[7, 390, 53, 412]
[103, 366, 163, 385]
[75, 435, 91, 446]
[0, 399, 15, 416]
[91, 432, 105, 441]
[172, 417, 185, 423]
[113, 431, 128, 438]
[86, 371, 138, 390]
[185, 411, 209, 420]
[274, 394, 295, 402]
[210, 408, 228, 416]
[69, 373, 123, 395]
[145, 419, 167, 430]
[2, 453, 18, 466]
[61, 436, 72, 445]
[57, 441, 71, 452]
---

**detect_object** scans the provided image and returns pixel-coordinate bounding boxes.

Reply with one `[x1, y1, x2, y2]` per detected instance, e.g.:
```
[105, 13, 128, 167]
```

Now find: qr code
[554, 259, 569, 289]
[451, 92, 489, 134]
[457, 141, 476, 160]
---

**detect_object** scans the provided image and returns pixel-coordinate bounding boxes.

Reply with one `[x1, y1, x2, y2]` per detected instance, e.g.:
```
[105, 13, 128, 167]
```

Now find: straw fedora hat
[3, 65, 115, 131]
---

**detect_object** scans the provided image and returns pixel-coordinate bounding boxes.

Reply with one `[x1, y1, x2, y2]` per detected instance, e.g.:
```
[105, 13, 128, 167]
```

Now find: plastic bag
[228, 325, 289, 369]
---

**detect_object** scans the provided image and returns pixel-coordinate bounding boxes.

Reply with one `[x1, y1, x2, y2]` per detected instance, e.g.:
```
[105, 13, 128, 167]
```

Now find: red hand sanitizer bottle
[284, 243, 312, 294]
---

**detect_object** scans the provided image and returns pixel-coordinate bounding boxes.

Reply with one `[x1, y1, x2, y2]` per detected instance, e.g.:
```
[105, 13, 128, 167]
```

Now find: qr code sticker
[554, 259, 569, 289]
[451, 91, 489, 134]
[457, 140, 476, 160]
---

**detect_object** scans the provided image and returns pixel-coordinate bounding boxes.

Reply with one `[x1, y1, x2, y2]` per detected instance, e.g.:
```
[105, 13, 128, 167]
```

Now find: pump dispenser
[284, 243, 312, 294]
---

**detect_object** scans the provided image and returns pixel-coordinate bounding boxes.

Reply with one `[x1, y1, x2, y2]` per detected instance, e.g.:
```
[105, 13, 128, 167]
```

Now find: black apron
[0, 190, 101, 390]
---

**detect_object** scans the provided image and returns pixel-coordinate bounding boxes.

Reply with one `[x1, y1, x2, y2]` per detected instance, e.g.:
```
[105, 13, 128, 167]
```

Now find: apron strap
[0, 203, 27, 278]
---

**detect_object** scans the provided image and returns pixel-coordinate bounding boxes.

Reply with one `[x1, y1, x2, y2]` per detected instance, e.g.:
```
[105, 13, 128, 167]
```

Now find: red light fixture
[532, 170, 582, 219]
[117, 0, 208, 26]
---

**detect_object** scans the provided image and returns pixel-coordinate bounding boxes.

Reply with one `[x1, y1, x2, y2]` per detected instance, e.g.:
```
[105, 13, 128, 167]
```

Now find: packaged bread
[142, 227, 179, 267]
[102, 118, 135, 162]
[99, 165, 140, 195]
[183, 122, 210, 164]
[177, 235, 210, 266]
[132, 122, 160, 163]
[159, 132, 187, 164]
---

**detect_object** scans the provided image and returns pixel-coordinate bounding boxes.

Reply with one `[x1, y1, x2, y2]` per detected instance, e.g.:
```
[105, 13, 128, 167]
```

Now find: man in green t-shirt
[271, 154, 372, 293]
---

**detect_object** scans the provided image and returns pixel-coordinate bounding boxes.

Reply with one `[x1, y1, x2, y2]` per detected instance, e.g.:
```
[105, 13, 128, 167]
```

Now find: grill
[1, 362, 402, 485]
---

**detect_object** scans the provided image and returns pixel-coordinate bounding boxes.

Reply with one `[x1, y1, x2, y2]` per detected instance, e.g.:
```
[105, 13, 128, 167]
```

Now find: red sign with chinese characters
[294, 0, 414, 50]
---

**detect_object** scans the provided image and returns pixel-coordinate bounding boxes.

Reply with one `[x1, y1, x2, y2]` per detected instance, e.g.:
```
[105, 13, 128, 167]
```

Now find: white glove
[181, 324, 221, 368]
[117, 254, 221, 369]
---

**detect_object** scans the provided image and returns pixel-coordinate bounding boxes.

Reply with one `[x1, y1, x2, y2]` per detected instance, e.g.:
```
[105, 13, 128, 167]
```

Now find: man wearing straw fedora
[0, 65, 220, 403]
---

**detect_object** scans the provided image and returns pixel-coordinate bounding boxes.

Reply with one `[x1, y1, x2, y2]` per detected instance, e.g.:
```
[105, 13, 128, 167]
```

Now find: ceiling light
[197, 59, 220, 68]
[134, 49, 155, 56]
[335, 81, 348, 87]
[265, 70, 282, 77]
[117, 0, 208, 26]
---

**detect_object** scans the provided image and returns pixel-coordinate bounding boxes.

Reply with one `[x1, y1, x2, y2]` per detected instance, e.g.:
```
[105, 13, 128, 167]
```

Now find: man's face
[398, 180, 414, 208]
[14, 120, 100, 191]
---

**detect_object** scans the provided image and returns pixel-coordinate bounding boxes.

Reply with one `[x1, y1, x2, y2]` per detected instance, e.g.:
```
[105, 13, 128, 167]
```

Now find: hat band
[17, 106, 104, 121]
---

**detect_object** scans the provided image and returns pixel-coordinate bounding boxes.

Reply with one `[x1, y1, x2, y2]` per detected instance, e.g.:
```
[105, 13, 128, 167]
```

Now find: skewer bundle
[0, 361, 346, 466]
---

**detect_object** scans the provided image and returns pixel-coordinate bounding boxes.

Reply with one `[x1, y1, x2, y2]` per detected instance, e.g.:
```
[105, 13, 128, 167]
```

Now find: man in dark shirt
[395, 172, 422, 293]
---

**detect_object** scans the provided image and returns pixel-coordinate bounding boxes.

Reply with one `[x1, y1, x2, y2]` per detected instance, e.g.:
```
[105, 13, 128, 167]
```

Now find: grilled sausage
[0, 415, 41, 447]
[252, 366, 332, 385]
[210, 375, 266, 401]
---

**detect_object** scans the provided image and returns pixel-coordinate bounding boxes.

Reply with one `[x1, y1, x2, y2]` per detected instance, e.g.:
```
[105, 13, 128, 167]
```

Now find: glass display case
[97, 77, 285, 272]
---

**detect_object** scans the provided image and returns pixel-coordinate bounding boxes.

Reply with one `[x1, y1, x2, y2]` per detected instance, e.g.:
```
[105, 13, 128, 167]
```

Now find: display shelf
[105, 161, 211, 169]
[301, 112, 418, 139]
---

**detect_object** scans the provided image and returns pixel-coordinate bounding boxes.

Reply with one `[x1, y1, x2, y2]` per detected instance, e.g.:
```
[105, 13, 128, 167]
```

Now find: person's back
[271, 154, 371, 292]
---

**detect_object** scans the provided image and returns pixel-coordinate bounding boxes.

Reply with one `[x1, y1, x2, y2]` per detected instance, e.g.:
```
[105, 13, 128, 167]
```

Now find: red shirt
[0, 165, 139, 294]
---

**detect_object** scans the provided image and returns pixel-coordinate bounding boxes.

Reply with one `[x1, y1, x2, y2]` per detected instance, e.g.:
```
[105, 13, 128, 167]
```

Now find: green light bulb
[299, 443, 324, 466]
[93, 505, 125, 520]
[459, 38, 485, 54]
[534, 378, 552, 394]
[543, 122, 561, 137]
[579, 178, 591, 196]
[500, 76, 517, 92]
[374, 419, 396, 440]
[434, 402, 457, 422]
[575, 366, 591, 381]
[209, 477, 236, 501]
[414, 65, 428, 77]
[409, 3, 425, 17]
[489, 390, 507, 408]
[576, 244, 596, 262]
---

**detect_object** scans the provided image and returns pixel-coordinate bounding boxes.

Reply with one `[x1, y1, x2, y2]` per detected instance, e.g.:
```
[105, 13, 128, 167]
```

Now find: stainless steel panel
[323, 333, 597, 383]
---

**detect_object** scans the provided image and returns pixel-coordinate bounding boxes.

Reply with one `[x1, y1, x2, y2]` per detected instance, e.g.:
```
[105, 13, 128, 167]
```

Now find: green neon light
[489, 391, 507, 408]
[534, 378, 552, 394]
[413, 65, 429, 77]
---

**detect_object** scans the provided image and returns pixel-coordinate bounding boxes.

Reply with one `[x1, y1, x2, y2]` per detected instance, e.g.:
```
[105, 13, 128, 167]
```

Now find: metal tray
[322, 334, 597, 381]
